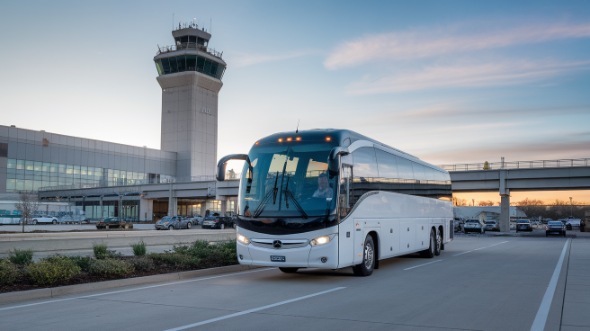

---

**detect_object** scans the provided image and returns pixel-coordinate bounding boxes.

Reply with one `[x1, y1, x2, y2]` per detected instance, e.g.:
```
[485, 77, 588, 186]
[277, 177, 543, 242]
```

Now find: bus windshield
[240, 142, 337, 220]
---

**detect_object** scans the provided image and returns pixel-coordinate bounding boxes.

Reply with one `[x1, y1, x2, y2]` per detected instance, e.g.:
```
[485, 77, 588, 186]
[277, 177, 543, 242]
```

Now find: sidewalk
[561, 232, 590, 331]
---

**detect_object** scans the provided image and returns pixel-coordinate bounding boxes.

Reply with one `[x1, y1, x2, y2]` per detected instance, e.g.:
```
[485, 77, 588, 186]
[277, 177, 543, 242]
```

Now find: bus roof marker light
[286, 137, 293, 142]
[278, 138, 284, 143]
[296, 137, 302, 142]
[325, 136, 332, 142]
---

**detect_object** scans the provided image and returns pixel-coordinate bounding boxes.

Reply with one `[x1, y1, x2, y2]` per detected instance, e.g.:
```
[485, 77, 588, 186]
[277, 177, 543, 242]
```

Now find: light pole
[569, 197, 573, 218]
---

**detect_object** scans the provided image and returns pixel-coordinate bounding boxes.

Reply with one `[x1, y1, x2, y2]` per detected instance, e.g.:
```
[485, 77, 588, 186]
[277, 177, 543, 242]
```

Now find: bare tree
[15, 191, 39, 233]
[478, 200, 495, 206]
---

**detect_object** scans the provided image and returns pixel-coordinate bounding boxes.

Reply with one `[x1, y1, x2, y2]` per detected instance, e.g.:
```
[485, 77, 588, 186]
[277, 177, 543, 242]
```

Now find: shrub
[128, 257, 155, 272]
[0, 259, 20, 286]
[88, 259, 134, 278]
[93, 243, 119, 259]
[26, 257, 81, 286]
[148, 252, 201, 269]
[8, 249, 34, 266]
[69, 256, 93, 272]
[131, 241, 147, 257]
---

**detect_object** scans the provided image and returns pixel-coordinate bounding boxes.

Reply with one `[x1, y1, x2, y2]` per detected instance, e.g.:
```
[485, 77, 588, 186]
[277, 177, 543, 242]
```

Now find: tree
[515, 198, 545, 219]
[478, 200, 495, 206]
[15, 191, 39, 233]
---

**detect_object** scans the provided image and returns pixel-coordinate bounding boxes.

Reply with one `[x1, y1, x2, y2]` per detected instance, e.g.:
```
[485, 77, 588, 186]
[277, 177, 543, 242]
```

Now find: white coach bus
[217, 129, 453, 276]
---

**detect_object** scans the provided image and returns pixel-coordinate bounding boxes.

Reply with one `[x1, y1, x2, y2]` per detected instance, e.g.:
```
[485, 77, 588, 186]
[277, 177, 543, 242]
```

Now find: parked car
[155, 216, 194, 230]
[463, 219, 485, 234]
[20, 215, 58, 225]
[484, 220, 499, 232]
[515, 219, 533, 232]
[201, 215, 234, 229]
[96, 217, 133, 230]
[58, 215, 85, 224]
[564, 218, 581, 230]
[546, 220, 566, 237]
[187, 215, 204, 226]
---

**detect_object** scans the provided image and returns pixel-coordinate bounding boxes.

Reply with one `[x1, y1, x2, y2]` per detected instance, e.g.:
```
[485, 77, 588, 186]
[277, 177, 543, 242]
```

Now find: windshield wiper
[253, 171, 279, 218]
[284, 177, 308, 219]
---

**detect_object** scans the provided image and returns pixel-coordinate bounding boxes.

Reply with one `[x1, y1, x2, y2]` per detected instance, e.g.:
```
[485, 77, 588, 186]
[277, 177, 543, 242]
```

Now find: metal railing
[440, 158, 590, 172]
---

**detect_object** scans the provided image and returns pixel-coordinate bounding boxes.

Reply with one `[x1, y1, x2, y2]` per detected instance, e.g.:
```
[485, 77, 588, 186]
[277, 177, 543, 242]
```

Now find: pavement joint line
[163, 287, 347, 331]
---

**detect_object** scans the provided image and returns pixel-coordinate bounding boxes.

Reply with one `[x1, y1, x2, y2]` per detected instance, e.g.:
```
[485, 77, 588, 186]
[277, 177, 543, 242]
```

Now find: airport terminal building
[0, 22, 238, 222]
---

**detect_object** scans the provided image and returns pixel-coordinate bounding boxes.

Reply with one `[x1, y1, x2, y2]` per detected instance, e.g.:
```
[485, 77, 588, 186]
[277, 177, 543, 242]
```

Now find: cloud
[230, 49, 320, 68]
[324, 21, 590, 69]
[422, 139, 590, 165]
[345, 59, 590, 95]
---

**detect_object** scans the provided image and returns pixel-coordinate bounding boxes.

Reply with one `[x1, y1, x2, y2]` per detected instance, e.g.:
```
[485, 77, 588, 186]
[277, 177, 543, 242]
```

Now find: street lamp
[569, 197, 573, 218]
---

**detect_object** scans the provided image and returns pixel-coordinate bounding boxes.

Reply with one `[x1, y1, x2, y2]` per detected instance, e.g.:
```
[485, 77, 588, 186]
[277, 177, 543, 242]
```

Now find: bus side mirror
[328, 147, 349, 178]
[217, 154, 250, 181]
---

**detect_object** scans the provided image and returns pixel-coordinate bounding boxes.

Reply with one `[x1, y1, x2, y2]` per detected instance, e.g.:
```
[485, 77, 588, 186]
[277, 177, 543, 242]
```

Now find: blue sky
[1, 0, 589, 166]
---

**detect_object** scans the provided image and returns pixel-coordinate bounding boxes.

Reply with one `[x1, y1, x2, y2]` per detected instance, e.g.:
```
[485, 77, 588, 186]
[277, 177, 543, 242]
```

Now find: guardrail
[440, 158, 590, 171]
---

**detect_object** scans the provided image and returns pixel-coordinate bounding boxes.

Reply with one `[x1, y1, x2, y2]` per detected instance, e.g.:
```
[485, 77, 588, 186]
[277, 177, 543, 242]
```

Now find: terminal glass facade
[4, 158, 162, 192]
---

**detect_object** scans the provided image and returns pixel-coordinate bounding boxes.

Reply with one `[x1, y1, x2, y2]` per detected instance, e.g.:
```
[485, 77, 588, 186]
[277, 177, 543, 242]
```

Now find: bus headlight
[310, 235, 334, 246]
[237, 234, 250, 245]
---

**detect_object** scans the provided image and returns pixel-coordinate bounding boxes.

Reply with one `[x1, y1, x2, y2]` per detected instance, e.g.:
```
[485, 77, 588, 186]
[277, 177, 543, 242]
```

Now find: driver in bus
[313, 172, 334, 198]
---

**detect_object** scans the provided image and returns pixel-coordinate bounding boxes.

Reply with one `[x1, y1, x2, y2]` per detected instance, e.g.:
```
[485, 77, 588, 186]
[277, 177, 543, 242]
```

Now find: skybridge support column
[499, 170, 510, 232]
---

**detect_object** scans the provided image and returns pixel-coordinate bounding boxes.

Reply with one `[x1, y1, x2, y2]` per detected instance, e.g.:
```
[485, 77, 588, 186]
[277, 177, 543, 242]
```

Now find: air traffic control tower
[154, 22, 226, 181]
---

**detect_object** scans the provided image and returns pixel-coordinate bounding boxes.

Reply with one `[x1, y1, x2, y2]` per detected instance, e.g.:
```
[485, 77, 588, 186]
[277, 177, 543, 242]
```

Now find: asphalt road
[2, 234, 587, 331]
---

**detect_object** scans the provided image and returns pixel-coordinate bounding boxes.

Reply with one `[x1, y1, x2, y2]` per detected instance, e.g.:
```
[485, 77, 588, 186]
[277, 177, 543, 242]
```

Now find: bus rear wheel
[434, 229, 442, 256]
[353, 235, 375, 276]
[421, 229, 436, 258]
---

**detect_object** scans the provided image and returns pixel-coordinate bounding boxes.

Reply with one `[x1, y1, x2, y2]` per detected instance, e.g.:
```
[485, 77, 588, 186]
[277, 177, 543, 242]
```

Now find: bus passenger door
[338, 164, 355, 267]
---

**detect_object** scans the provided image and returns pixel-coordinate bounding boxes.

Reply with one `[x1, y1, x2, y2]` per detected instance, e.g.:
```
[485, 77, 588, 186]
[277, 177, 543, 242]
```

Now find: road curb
[0, 264, 257, 305]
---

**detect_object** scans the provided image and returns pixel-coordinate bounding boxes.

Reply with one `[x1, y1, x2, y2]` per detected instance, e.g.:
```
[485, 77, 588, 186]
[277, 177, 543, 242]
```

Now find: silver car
[155, 216, 193, 230]
[463, 219, 486, 234]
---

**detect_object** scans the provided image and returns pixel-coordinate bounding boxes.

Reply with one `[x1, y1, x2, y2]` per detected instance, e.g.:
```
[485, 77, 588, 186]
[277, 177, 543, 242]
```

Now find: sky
[1, 1, 589, 202]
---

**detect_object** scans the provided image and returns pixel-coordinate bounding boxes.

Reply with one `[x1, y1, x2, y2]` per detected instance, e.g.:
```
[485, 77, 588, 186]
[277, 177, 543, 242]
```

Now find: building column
[139, 197, 153, 221]
[500, 193, 510, 232]
[499, 170, 510, 232]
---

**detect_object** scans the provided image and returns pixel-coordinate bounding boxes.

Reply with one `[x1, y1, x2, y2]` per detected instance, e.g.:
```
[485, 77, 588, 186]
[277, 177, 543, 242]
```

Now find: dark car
[515, 219, 533, 232]
[546, 221, 566, 237]
[96, 217, 133, 230]
[201, 216, 234, 229]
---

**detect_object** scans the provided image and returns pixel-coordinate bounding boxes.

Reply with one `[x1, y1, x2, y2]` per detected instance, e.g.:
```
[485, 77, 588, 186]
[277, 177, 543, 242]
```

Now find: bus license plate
[270, 255, 286, 262]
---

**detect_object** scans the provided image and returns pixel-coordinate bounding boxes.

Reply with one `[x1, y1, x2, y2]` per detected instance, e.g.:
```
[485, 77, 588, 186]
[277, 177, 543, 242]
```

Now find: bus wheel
[421, 229, 436, 258]
[353, 235, 375, 276]
[434, 229, 442, 256]
[279, 267, 299, 273]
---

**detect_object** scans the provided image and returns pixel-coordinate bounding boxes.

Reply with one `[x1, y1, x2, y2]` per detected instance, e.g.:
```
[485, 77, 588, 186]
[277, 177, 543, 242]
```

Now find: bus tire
[353, 235, 375, 276]
[279, 267, 299, 273]
[421, 229, 436, 258]
[186, 222, 192, 229]
[434, 229, 442, 256]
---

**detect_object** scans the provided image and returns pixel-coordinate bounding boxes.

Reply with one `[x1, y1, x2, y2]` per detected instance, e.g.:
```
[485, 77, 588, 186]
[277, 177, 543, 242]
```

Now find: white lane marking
[530, 239, 570, 331]
[164, 287, 346, 331]
[453, 240, 509, 256]
[0, 268, 273, 312]
[403, 260, 443, 270]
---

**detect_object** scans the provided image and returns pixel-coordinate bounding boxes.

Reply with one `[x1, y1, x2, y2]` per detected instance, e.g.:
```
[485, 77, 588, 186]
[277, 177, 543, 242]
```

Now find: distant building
[454, 206, 527, 221]
[0, 22, 234, 221]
